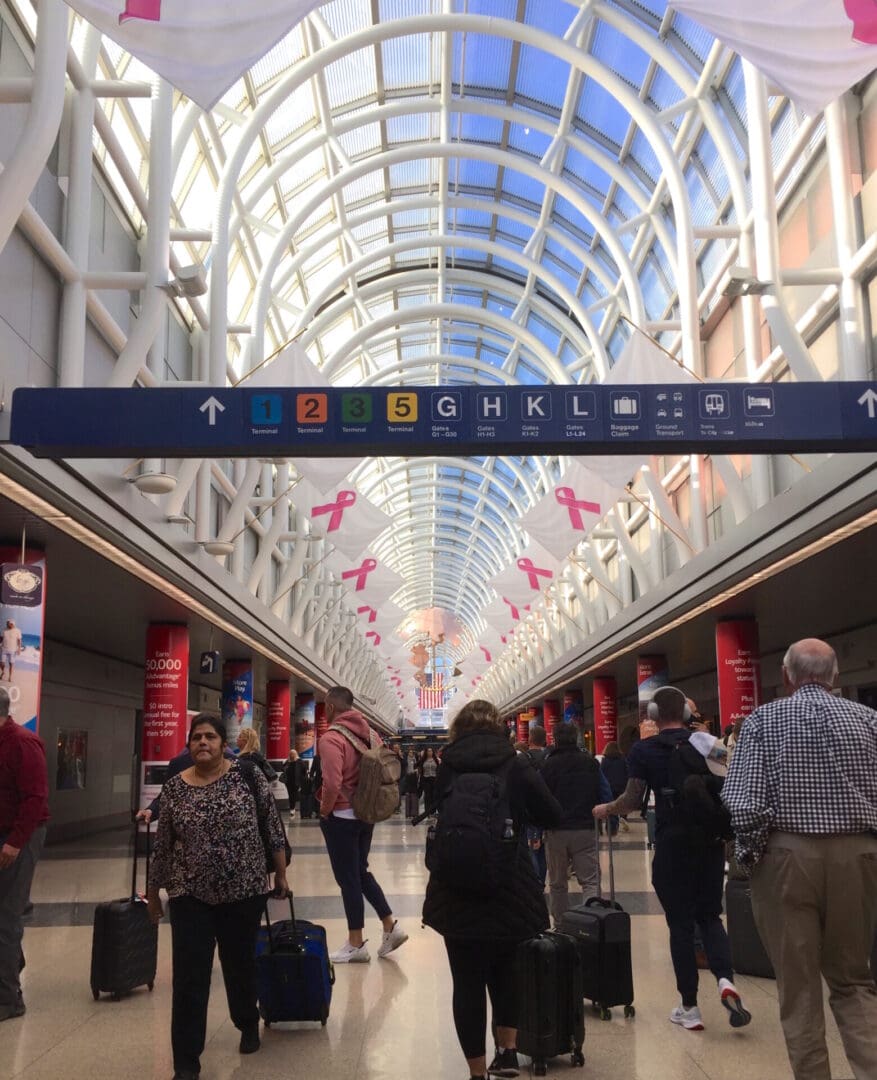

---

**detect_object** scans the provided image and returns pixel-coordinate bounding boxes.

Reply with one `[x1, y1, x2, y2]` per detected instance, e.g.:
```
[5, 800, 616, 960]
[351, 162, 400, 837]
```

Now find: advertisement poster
[543, 699, 562, 742]
[0, 550, 47, 733]
[716, 618, 762, 729]
[56, 729, 88, 790]
[266, 680, 290, 760]
[140, 624, 190, 815]
[294, 692, 315, 759]
[593, 677, 618, 755]
[562, 688, 584, 730]
[314, 700, 328, 744]
[222, 660, 253, 746]
[637, 654, 668, 738]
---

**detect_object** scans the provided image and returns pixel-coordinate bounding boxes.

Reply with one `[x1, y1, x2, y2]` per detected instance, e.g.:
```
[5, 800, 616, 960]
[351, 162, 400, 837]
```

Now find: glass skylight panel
[324, 48, 379, 110]
[456, 32, 514, 94]
[385, 113, 432, 146]
[382, 33, 432, 92]
[388, 160, 431, 190]
[515, 44, 571, 108]
[550, 194, 595, 245]
[574, 79, 628, 153]
[456, 112, 506, 147]
[342, 170, 387, 206]
[627, 129, 661, 186]
[507, 123, 553, 159]
[250, 27, 306, 91]
[591, 16, 650, 90]
[338, 121, 383, 159]
[322, 0, 374, 38]
[499, 166, 547, 206]
[666, 11, 715, 73]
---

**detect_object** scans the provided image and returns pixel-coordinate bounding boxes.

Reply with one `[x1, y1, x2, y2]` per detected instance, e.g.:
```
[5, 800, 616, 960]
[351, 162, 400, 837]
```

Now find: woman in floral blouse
[146, 714, 289, 1080]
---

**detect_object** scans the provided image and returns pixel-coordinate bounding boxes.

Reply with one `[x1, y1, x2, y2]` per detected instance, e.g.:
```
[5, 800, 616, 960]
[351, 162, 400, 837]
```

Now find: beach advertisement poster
[0, 549, 47, 733]
[294, 692, 315, 759]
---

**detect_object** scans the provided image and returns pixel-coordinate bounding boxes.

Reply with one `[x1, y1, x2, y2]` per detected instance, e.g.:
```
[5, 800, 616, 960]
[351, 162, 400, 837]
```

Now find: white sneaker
[377, 921, 409, 958]
[330, 941, 370, 963]
[719, 978, 752, 1028]
[670, 1004, 704, 1030]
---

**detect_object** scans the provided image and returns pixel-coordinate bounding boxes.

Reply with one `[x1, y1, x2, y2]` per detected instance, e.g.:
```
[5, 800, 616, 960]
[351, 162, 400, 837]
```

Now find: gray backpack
[329, 725, 401, 823]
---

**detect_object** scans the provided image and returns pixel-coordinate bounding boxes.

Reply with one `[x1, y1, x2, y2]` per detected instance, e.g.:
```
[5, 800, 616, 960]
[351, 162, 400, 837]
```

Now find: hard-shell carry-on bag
[255, 893, 334, 1025]
[515, 931, 585, 1076]
[90, 821, 158, 1001]
[558, 828, 635, 1020]
[725, 879, 775, 979]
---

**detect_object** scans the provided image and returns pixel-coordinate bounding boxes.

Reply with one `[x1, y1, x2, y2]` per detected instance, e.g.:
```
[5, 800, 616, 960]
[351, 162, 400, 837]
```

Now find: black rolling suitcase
[255, 893, 334, 1026]
[516, 931, 585, 1076]
[559, 829, 635, 1020]
[90, 823, 158, 1001]
[725, 879, 774, 978]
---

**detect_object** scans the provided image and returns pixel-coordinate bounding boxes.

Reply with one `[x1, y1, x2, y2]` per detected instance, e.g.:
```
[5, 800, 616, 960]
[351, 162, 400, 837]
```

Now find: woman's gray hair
[783, 640, 838, 687]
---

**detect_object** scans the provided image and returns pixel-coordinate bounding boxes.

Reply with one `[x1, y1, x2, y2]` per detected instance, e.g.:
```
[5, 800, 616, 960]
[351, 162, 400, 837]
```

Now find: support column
[593, 677, 618, 755]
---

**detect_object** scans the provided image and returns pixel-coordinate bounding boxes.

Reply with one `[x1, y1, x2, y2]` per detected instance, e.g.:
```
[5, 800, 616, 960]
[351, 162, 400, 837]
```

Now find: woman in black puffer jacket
[422, 700, 561, 1080]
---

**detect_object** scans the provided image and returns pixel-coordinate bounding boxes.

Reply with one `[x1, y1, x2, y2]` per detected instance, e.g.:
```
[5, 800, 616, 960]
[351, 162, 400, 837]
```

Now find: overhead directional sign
[9, 382, 877, 458]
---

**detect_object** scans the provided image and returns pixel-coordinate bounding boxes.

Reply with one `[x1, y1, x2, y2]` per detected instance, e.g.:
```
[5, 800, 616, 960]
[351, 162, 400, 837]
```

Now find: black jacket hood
[440, 729, 516, 774]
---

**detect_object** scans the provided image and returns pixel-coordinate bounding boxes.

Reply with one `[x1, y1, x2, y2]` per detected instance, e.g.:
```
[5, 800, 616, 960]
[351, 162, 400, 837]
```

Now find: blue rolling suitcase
[255, 894, 334, 1026]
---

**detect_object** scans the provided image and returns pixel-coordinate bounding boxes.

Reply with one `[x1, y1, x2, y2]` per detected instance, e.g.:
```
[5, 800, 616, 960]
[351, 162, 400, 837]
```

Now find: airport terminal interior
[0, 1, 876, 1078]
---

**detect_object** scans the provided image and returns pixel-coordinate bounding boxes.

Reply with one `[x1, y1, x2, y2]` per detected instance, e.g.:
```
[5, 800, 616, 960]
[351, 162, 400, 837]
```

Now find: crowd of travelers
[1, 637, 875, 1080]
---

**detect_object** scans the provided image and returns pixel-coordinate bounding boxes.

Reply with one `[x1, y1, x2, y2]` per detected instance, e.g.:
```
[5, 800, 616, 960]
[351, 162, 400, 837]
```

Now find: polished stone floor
[0, 816, 856, 1080]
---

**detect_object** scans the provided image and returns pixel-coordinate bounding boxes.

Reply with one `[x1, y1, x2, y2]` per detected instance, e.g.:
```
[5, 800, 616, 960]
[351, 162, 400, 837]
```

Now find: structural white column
[0, 0, 67, 256]
[742, 62, 820, 381]
[825, 95, 869, 380]
[58, 28, 99, 387]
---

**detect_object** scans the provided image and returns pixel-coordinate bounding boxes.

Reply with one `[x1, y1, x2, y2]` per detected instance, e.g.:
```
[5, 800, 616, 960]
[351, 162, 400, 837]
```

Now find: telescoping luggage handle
[263, 892, 304, 954]
[131, 819, 152, 900]
[590, 823, 619, 907]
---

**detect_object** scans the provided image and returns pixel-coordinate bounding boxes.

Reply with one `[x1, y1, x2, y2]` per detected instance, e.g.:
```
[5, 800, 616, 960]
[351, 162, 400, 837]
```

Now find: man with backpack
[317, 686, 407, 964]
[594, 685, 751, 1032]
[540, 723, 614, 924]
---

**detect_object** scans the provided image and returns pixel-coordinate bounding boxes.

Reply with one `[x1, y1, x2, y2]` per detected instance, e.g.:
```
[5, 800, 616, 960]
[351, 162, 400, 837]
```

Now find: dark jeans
[168, 893, 264, 1073]
[320, 815, 391, 931]
[0, 825, 45, 1009]
[651, 831, 733, 1006]
[444, 937, 519, 1060]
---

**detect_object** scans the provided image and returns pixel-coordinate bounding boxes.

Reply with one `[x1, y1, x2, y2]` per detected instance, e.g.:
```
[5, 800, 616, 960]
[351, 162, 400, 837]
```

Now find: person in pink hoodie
[318, 686, 408, 963]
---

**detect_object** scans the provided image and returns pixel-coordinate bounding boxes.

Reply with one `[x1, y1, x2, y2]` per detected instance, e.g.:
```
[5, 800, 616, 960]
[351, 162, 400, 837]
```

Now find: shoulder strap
[329, 723, 370, 756]
[237, 759, 265, 821]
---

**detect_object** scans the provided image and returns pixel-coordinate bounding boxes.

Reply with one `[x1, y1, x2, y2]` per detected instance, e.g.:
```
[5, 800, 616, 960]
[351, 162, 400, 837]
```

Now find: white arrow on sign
[199, 396, 226, 425]
[858, 388, 877, 419]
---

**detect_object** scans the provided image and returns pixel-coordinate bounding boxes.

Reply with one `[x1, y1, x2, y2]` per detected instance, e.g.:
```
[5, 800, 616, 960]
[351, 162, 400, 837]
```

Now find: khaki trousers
[544, 828, 600, 926]
[750, 831, 877, 1080]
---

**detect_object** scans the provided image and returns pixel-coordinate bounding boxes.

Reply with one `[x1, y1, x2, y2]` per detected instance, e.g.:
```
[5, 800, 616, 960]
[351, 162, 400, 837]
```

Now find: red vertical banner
[543, 699, 562, 743]
[266, 680, 290, 760]
[314, 701, 328, 745]
[593, 677, 618, 755]
[142, 624, 189, 762]
[716, 618, 762, 729]
[516, 712, 530, 743]
[637, 654, 668, 737]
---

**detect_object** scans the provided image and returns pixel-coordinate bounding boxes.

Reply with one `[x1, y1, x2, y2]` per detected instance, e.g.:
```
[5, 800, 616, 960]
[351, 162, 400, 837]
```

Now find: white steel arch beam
[357, 454, 539, 512]
[247, 141, 644, 372]
[322, 303, 570, 385]
[207, 13, 703, 379]
[0, 0, 67, 256]
[296, 260, 596, 368]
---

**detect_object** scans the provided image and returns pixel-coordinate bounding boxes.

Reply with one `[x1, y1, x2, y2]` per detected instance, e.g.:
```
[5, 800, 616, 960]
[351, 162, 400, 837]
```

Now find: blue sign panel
[9, 382, 877, 458]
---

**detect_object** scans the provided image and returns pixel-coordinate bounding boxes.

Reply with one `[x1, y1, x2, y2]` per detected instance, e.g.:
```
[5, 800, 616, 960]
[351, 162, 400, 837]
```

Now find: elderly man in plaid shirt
[722, 638, 877, 1080]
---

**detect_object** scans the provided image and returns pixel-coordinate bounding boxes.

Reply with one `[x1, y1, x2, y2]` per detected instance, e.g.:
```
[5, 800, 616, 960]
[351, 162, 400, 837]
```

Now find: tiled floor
[0, 817, 856, 1080]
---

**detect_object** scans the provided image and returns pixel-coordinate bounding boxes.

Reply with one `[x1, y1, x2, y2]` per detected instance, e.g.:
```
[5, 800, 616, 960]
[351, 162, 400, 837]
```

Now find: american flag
[419, 673, 447, 711]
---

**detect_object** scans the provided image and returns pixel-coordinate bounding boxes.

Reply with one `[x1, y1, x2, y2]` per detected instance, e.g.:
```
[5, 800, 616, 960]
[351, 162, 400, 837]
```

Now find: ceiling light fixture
[718, 266, 773, 298]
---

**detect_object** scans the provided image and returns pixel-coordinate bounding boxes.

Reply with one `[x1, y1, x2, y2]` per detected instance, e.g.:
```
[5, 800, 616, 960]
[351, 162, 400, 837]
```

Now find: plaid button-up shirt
[722, 684, 877, 872]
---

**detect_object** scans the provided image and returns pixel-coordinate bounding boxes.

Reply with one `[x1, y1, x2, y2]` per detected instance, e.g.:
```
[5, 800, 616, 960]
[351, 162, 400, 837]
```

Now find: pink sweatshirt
[318, 709, 375, 816]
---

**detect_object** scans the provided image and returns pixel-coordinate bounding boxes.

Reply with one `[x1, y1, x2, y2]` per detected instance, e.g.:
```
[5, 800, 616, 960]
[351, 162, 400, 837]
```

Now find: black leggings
[444, 937, 520, 1060]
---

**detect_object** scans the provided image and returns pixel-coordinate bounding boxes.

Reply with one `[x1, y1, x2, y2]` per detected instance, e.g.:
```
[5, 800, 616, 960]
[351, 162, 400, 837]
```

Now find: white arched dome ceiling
[57, 0, 835, 707]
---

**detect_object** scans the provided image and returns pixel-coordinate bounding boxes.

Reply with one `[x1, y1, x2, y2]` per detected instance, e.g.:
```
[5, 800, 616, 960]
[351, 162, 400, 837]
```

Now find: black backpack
[425, 759, 518, 896]
[658, 732, 733, 842]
